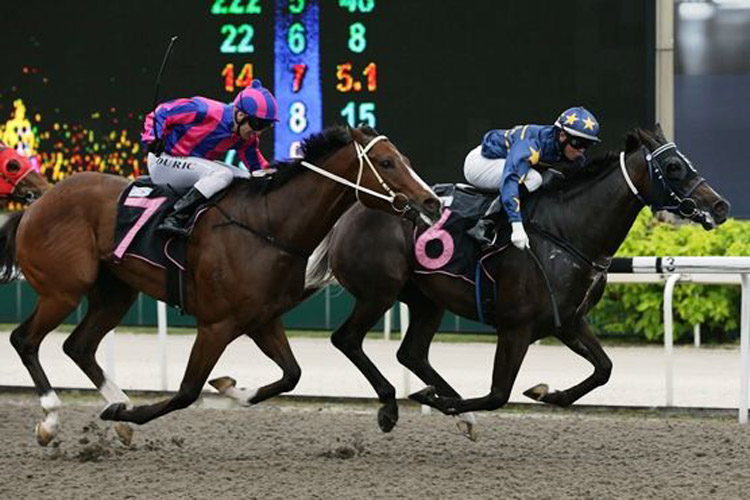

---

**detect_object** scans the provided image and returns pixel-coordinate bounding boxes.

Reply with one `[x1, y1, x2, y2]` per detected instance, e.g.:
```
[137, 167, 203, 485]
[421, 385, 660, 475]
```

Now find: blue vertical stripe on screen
[274, 0, 321, 161]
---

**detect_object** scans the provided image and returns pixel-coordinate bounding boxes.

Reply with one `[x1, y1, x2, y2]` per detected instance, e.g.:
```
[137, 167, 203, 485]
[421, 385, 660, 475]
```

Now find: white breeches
[462, 145, 543, 193]
[147, 153, 251, 198]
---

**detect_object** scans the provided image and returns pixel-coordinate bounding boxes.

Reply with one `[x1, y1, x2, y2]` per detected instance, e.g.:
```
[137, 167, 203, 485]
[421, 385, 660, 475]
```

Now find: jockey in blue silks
[463, 106, 601, 249]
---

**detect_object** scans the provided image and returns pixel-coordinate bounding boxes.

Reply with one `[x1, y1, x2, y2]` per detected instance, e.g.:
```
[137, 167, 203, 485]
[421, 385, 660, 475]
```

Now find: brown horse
[290, 127, 728, 435]
[0, 125, 441, 446]
[0, 143, 50, 205]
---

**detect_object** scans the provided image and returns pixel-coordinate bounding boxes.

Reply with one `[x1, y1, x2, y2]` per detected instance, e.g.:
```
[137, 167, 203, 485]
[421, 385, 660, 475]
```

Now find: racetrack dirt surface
[0, 394, 749, 499]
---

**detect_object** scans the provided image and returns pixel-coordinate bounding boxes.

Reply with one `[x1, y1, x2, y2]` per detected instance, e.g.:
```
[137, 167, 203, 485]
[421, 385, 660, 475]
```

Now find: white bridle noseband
[299, 135, 409, 212]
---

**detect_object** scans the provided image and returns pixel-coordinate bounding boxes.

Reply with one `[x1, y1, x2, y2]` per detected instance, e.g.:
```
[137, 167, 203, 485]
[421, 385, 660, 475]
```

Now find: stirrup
[467, 220, 495, 245]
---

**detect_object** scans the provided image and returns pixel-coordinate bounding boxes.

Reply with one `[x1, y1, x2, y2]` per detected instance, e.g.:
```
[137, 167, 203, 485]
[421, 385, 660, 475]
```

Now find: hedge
[587, 211, 750, 343]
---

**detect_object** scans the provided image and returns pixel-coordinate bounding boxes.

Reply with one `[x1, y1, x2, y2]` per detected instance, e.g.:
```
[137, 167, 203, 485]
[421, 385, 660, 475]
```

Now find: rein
[210, 134, 399, 258]
[211, 203, 310, 258]
[526, 223, 611, 273]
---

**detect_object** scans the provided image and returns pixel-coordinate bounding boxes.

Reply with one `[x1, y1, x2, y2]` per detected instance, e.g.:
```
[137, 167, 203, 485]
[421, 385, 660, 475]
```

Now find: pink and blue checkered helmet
[554, 106, 601, 142]
[232, 79, 279, 122]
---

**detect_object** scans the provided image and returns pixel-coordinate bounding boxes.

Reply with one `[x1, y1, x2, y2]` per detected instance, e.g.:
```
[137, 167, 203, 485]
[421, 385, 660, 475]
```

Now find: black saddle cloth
[113, 177, 207, 270]
[414, 183, 511, 280]
[413, 183, 525, 325]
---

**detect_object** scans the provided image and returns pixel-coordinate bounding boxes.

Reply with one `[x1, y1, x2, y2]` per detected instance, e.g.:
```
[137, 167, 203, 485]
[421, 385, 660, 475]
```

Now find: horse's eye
[665, 160, 684, 179]
[6, 160, 21, 173]
[380, 159, 393, 169]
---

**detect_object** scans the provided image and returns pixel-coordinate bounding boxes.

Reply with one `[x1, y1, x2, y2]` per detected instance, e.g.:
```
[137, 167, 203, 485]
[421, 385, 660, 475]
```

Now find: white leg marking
[100, 376, 131, 407]
[458, 412, 476, 425]
[39, 391, 62, 434]
[225, 386, 259, 407]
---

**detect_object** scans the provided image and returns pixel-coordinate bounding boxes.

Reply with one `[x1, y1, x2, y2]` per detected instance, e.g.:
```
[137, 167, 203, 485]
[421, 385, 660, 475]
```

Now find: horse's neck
[265, 149, 358, 254]
[535, 152, 646, 262]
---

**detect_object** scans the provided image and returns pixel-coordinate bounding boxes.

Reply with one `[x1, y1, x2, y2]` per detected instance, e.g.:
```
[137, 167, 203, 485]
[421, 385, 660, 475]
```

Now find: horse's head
[0, 143, 50, 204]
[626, 125, 729, 230]
[349, 127, 442, 225]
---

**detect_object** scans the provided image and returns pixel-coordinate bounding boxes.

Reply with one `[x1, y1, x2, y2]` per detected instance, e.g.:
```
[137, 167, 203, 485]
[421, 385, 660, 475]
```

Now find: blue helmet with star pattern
[554, 106, 601, 142]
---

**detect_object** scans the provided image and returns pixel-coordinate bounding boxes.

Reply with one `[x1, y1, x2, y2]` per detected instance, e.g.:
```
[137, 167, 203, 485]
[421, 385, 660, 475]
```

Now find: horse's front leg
[523, 316, 612, 407]
[209, 316, 301, 406]
[327, 299, 400, 433]
[398, 285, 477, 440]
[101, 320, 238, 425]
[412, 325, 532, 415]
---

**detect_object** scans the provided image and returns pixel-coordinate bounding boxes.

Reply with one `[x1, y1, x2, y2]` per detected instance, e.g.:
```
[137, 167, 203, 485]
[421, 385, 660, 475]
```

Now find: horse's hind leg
[210, 317, 301, 406]
[62, 268, 137, 444]
[330, 298, 400, 432]
[523, 316, 612, 407]
[11, 295, 79, 445]
[100, 320, 237, 425]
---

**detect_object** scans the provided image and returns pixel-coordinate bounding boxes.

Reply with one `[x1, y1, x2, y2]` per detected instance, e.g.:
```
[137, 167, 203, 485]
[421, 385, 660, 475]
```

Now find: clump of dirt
[320, 433, 366, 460]
[73, 421, 114, 462]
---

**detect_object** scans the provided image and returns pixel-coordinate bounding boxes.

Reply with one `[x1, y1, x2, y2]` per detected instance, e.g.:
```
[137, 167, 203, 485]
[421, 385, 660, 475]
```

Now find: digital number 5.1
[340, 102, 375, 128]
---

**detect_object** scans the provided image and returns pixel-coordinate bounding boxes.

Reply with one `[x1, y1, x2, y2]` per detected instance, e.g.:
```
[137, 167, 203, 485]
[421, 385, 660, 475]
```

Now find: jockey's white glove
[511, 222, 530, 250]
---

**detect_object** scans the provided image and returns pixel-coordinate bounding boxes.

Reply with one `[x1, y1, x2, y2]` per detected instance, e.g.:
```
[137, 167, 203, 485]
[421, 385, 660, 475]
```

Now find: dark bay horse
[302, 127, 729, 434]
[0, 125, 441, 446]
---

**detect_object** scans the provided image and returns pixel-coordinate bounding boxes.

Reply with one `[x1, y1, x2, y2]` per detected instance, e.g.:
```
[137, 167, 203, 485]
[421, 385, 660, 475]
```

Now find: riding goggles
[566, 136, 595, 151]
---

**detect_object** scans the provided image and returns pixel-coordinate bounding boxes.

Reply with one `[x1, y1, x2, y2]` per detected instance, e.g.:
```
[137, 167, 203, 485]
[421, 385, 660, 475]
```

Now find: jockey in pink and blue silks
[141, 79, 279, 237]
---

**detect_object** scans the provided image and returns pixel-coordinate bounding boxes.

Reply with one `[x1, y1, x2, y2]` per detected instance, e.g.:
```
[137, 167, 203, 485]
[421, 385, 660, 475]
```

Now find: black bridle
[623, 143, 707, 221]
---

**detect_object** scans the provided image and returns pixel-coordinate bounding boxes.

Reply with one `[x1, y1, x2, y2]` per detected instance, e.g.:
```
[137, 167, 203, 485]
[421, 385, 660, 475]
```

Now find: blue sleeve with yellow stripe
[481, 129, 509, 159]
[499, 138, 541, 223]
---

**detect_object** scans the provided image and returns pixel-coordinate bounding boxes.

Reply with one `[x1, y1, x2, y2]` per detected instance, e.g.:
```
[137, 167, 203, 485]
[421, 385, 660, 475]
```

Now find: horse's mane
[233, 125, 379, 197]
[538, 128, 651, 200]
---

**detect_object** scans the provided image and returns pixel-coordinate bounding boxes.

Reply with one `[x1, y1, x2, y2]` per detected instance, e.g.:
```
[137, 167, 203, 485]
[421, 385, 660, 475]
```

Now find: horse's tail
[0, 211, 23, 283]
[305, 228, 337, 291]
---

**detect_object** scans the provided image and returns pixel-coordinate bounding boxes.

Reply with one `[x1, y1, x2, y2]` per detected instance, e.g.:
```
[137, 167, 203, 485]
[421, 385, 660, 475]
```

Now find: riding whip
[151, 35, 179, 139]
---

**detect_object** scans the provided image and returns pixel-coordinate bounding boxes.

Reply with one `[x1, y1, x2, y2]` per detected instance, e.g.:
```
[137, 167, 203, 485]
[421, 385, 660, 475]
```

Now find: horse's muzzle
[404, 197, 442, 227]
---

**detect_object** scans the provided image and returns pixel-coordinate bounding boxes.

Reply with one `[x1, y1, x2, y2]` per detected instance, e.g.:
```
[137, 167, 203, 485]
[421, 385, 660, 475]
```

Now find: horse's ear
[625, 131, 641, 154]
[348, 125, 362, 143]
[634, 128, 660, 151]
[654, 123, 667, 142]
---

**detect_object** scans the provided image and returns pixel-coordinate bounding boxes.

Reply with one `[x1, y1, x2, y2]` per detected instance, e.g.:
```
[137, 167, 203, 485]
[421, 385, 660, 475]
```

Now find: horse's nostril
[424, 197, 441, 213]
[713, 200, 729, 217]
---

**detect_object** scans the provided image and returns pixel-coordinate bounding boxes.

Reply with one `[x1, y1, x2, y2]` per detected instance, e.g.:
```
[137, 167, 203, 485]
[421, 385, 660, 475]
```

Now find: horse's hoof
[377, 404, 398, 433]
[114, 422, 134, 446]
[456, 419, 478, 442]
[409, 386, 437, 406]
[208, 376, 237, 393]
[100, 402, 126, 421]
[523, 383, 549, 402]
[35, 422, 55, 447]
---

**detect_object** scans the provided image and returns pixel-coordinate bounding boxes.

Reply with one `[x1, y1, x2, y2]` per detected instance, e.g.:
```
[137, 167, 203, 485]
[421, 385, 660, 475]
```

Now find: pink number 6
[415, 209, 454, 270]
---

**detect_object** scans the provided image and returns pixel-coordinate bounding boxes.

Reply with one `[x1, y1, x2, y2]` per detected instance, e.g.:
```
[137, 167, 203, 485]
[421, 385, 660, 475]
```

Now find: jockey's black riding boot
[157, 187, 207, 238]
[467, 197, 502, 246]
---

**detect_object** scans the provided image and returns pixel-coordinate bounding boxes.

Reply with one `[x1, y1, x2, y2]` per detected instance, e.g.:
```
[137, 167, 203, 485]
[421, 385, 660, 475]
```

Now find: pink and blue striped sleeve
[141, 98, 200, 144]
[238, 139, 269, 171]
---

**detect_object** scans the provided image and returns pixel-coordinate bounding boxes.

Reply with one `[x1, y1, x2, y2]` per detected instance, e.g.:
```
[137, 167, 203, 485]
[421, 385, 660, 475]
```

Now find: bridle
[299, 135, 411, 214]
[0, 150, 38, 203]
[619, 142, 707, 219]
